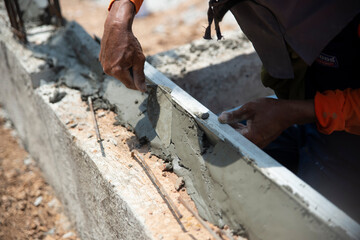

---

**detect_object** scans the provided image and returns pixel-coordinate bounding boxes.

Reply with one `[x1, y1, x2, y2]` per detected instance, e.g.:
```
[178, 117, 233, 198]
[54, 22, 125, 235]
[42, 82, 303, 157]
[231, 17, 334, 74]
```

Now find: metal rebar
[178, 197, 223, 240]
[13, 0, 26, 36]
[88, 97, 106, 157]
[4, 0, 27, 43]
[4, 0, 17, 28]
[131, 151, 183, 220]
[48, 0, 64, 26]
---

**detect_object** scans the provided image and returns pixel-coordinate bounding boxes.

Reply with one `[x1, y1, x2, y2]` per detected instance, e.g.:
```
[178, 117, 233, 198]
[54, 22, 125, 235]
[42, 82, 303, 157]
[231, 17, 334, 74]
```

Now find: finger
[229, 122, 246, 130]
[112, 67, 137, 90]
[239, 126, 268, 149]
[238, 126, 252, 141]
[238, 127, 261, 147]
[133, 55, 146, 92]
[218, 106, 252, 124]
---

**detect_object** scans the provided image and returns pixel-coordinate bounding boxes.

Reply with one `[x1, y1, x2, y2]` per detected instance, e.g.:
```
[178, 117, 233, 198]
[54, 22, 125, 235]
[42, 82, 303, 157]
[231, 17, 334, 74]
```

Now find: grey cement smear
[0, 5, 359, 239]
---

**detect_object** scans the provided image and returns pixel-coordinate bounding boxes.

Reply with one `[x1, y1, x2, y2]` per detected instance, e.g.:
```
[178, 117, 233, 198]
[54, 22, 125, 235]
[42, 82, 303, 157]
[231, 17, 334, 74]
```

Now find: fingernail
[218, 112, 229, 123]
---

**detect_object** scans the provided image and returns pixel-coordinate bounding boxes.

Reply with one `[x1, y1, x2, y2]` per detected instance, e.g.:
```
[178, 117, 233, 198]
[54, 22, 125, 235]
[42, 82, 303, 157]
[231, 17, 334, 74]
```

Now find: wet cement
[49, 89, 67, 103]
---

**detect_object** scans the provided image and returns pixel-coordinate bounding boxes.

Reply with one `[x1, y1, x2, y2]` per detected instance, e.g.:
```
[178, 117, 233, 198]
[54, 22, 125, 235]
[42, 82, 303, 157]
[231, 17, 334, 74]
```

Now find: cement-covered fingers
[99, 0, 146, 92]
[218, 98, 291, 148]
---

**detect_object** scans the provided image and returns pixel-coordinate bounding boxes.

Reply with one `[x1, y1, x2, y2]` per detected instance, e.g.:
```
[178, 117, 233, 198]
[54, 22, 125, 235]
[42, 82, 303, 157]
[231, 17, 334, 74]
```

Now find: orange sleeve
[315, 88, 360, 135]
[108, 0, 143, 13]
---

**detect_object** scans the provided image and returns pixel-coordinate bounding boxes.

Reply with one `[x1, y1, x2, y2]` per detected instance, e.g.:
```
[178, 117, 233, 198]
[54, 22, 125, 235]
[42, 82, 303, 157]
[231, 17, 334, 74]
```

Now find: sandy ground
[0, 108, 80, 240]
[60, 0, 239, 55]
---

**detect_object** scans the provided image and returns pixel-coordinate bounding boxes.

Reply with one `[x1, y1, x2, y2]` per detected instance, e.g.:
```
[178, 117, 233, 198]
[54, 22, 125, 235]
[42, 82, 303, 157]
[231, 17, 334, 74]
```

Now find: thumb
[133, 55, 146, 92]
[218, 106, 251, 124]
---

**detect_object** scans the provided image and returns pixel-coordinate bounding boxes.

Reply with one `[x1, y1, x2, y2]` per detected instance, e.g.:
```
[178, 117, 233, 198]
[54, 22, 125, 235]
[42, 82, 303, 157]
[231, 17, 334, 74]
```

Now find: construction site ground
[0, 107, 79, 240]
[0, 1, 240, 239]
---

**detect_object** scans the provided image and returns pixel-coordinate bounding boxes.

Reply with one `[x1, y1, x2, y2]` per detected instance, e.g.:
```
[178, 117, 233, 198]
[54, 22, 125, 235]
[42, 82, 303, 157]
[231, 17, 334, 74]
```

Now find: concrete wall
[0, 6, 359, 240]
[0, 20, 150, 240]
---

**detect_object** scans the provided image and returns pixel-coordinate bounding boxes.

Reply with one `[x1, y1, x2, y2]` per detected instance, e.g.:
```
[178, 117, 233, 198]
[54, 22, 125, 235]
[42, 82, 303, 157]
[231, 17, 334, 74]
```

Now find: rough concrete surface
[0, 17, 225, 240]
[0, 36, 148, 240]
[1, 4, 359, 240]
[147, 31, 274, 114]
[0, 7, 234, 240]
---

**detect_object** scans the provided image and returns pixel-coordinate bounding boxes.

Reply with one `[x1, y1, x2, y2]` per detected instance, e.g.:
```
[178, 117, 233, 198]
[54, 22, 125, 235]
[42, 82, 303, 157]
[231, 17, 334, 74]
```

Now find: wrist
[107, 0, 136, 31]
[282, 99, 316, 126]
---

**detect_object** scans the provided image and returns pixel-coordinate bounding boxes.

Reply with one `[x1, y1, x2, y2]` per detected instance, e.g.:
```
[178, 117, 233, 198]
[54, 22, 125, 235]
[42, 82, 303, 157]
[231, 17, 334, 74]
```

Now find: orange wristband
[108, 0, 143, 13]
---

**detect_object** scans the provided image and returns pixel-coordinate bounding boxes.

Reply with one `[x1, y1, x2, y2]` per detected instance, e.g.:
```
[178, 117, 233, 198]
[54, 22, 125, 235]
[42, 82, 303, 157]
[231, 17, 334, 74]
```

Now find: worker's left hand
[218, 98, 315, 149]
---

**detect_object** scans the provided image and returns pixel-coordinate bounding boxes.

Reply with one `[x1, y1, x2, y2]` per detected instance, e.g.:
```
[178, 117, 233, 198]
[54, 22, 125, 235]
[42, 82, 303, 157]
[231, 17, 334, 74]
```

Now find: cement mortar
[147, 32, 274, 114]
[1, 9, 359, 240]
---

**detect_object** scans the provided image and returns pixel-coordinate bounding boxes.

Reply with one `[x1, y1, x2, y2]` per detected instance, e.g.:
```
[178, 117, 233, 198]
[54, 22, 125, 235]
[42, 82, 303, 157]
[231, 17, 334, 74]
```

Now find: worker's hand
[100, 0, 146, 92]
[218, 98, 316, 148]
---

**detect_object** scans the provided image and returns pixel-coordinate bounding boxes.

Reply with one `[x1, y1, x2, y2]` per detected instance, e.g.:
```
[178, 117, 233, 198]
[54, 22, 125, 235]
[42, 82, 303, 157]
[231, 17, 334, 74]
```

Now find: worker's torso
[305, 14, 360, 98]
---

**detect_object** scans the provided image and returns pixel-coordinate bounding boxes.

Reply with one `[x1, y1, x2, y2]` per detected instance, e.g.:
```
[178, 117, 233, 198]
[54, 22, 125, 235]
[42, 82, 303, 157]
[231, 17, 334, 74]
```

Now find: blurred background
[59, 0, 239, 55]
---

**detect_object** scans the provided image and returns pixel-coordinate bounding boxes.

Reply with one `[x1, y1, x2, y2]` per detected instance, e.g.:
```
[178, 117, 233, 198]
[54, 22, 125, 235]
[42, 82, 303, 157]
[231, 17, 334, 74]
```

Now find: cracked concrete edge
[0, 16, 359, 240]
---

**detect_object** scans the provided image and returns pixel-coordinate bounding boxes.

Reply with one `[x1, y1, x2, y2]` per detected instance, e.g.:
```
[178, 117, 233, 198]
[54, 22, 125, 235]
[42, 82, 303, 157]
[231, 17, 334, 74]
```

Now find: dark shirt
[305, 14, 360, 98]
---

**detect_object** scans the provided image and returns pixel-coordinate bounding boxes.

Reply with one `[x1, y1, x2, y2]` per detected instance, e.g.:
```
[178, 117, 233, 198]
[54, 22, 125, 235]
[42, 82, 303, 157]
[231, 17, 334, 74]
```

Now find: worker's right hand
[218, 98, 316, 149]
[100, 0, 146, 92]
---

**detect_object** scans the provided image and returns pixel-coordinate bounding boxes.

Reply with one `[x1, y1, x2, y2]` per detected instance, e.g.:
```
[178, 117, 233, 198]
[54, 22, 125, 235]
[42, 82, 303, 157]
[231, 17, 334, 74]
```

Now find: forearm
[107, 0, 136, 31]
[283, 88, 360, 135]
[282, 99, 316, 127]
[100, 0, 146, 92]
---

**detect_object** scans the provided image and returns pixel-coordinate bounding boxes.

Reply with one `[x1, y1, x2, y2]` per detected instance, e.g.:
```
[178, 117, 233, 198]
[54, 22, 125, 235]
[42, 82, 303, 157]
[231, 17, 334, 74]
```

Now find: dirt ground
[0, 109, 80, 240]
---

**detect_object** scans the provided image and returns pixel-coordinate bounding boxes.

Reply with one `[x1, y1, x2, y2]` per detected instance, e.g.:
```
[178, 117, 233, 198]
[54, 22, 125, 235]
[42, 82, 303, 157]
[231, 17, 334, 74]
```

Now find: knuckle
[112, 64, 129, 74]
[115, 65, 126, 72]
[138, 54, 146, 62]
[122, 81, 132, 88]
[103, 65, 112, 75]
[119, 77, 134, 88]
[246, 101, 256, 108]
